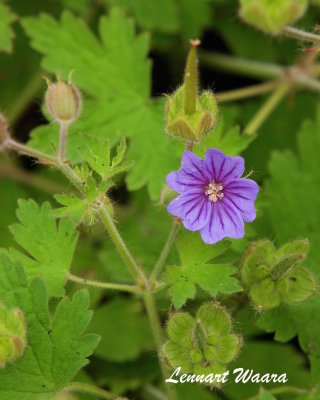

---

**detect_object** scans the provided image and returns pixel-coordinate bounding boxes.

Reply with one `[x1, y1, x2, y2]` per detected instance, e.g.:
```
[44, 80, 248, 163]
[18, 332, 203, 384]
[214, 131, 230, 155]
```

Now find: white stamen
[204, 180, 224, 203]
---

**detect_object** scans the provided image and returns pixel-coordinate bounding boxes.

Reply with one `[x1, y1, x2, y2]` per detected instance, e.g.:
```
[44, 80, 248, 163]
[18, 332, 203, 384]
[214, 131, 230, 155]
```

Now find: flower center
[204, 180, 224, 202]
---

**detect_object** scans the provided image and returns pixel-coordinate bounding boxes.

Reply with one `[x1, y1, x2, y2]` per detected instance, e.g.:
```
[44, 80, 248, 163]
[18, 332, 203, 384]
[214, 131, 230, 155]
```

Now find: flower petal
[166, 150, 208, 194]
[167, 191, 210, 231]
[166, 170, 204, 194]
[168, 191, 211, 231]
[223, 178, 259, 222]
[183, 196, 212, 231]
[200, 199, 244, 244]
[203, 149, 244, 183]
[224, 178, 259, 200]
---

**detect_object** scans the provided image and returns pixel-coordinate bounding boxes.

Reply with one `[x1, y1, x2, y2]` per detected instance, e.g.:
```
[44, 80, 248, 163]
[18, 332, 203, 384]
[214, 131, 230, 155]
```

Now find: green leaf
[177, 0, 211, 40]
[163, 230, 242, 308]
[104, 0, 179, 33]
[89, 298, 153, 362]
[0, 254, 99, 399]
[0, 3, 16, 53]
[259, 388, 276, 400]
[53, 194, 88, 224]
[259, 109, 320, 355]
[257, 297, 320, 356]
[22, 9, 183, 199]
[223, 340, 311, 399]
[194, 125, 255, 158]
[8, 200, 78, 297]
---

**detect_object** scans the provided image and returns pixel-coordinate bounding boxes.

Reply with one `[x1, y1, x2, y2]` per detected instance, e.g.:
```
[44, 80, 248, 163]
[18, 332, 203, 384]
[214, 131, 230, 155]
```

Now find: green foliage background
[0, 0, 320, 399]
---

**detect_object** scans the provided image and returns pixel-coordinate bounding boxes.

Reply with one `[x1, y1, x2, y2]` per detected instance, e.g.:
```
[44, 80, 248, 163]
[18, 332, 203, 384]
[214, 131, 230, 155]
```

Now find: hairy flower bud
[163, 303, 241, 386]
[239, 0, 308, 35]
[0, 302, 27, 368]
[165, 41, 218, 144]
[45, 74, 82, 124]
[241, 239, 316, 311]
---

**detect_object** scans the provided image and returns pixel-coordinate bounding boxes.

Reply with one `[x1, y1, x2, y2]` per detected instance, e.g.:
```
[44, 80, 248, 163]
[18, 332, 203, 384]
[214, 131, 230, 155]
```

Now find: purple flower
[166, 149, 259, 244]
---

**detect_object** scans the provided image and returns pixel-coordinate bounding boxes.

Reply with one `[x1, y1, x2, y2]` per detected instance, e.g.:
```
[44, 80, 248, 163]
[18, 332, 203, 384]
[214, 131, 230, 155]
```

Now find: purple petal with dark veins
[183, 195, 212, 231]
[166, 170, 206, 194]
[200, 199, 244, 244]
[203, 149, 244, 183]
[224, 178, 259, 200]
[223, 178, 259, 222]
[167, 190, 210, 231]
[166, 150, 208, 194]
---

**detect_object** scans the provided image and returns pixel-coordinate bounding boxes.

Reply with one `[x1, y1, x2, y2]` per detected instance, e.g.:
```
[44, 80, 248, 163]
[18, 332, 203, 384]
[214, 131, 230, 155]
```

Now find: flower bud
[0, 302, 27, 368]
[45, 74, 82, 124]
[165, 41, 218, 144]
[241, 239, 316, 311]
[239, 0, 308, 35]
[163, 303, 240, 386]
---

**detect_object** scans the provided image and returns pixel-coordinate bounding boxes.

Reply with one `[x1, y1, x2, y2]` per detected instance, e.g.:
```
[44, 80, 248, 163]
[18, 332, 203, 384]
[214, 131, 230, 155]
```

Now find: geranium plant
[0, 1, 319, 400]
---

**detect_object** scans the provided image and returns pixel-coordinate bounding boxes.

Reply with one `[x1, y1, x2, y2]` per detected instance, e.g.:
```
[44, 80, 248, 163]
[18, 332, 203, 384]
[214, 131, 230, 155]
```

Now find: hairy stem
[4, 138, 58, 164]
[58, 123, 69, 163]
[143, 385, 168, 400]
[64, 382, 127, 400]
[99, 205, 149, 288]
[281, 25, 320, 43]
[150, 220, 179, 285]
[199, 51, 320, 94]
[143, 291, 177, 400]
[244, 83, 290, 135]
[199, 51, 283, 80]
[216, 81, 279, 103]
[68, 273, 141, 294]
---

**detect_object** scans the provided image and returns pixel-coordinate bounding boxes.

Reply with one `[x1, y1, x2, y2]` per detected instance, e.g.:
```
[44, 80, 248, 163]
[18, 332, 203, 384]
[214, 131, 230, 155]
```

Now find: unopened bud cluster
[45, 74, 82, 125]
[239, 0, 308, 35]
[0, 302, 27, 368]
[165, 41, 218, 144]
[163, 303, 241, 386]
[241, 239, 316, 311]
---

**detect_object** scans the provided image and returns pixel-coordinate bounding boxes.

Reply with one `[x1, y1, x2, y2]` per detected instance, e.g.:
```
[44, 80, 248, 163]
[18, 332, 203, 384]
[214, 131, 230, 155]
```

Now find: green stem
[247, 386, 309, 400]
[5, 138, 58, 164]
[143, 291, 177, 400]
[216, 81, 279, 103]
[199, 51, 320, 94]
[281, 25, 320, 43]
[64, 381, 127, 400]
[150, 220, 179, 285]
[54, 163, 149, 289]
[143, 384, 167, 400]
[199, 51, 283, 80]
[99, 205, 149, 288]
[58, 163, 84, 192]
[58, 123, 69, 163]
[68, 273, 141, 294]
[244, 83, 290, 135]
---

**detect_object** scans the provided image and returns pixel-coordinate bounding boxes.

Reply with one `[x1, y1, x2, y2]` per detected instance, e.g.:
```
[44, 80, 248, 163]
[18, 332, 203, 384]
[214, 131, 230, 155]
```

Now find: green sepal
[163, 303, 241, 386]
[240, 239, 317, 310]
[165, 85, 218, 143]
